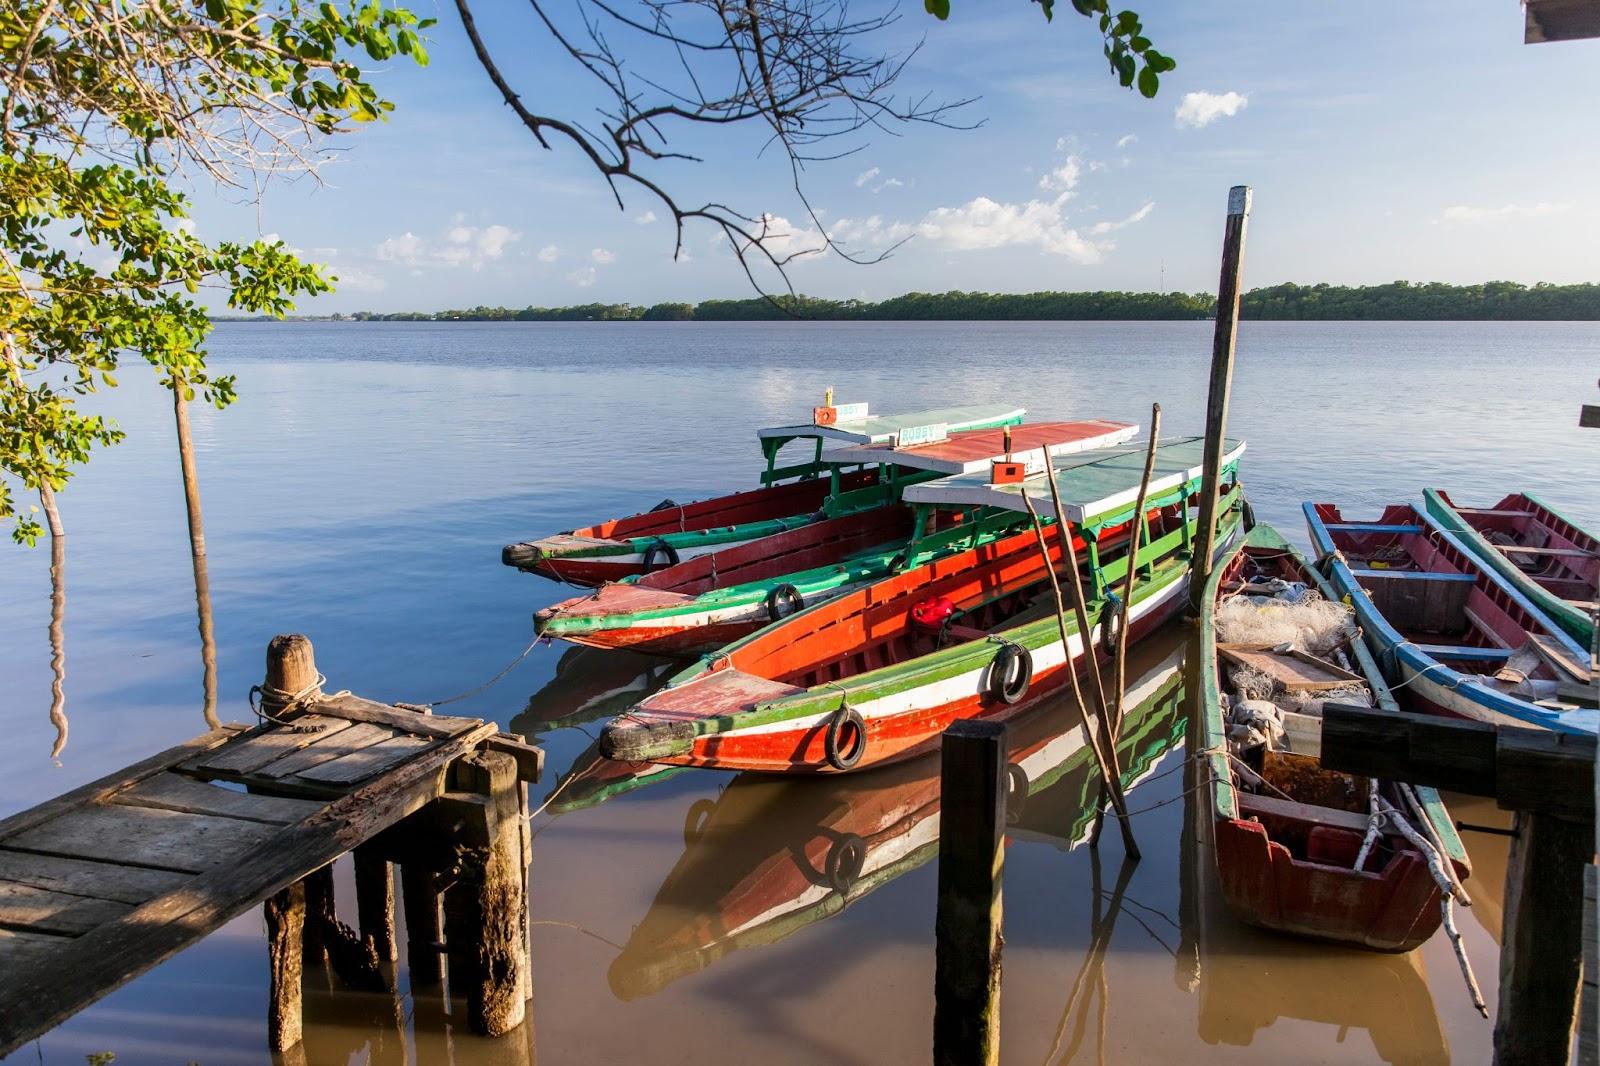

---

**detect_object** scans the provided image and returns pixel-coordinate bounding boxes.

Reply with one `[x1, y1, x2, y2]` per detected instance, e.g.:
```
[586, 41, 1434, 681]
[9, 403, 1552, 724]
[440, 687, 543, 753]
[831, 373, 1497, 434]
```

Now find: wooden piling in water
[401, 864, 445, 990]
[1191, 185, 1252, 614]
[265, 880, 306, 1052]
[933, 720, 1007, 1066]
[262, 633, 320, 715]
[354, 846, 397, 963]
[1496, 812, 1589, 1064]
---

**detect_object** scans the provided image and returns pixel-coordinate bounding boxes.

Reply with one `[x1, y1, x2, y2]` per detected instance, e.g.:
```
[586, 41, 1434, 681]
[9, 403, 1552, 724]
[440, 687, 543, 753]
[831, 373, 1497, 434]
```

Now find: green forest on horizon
[273, 281, 1600, 323]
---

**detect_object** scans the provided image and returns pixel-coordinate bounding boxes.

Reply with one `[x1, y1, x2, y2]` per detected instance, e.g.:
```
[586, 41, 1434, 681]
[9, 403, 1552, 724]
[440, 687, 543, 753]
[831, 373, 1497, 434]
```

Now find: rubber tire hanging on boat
[765, 583, 805, 622]
[641, 538, 680, 573]
[1099, 601, 1122, 657]
[1240, 496, 1256, 532]
[989, 643, 1033, 705]
[825, 832, 867, 892]
[825, 704, 868, 770]
[682, 798, 715, 847]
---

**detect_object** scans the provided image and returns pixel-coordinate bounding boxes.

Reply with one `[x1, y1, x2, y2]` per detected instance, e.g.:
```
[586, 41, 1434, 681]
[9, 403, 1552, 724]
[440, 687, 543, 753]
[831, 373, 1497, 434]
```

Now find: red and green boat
[502, 402, 1027, 586]
[1423, 488, 1597, 647]
[600, 436, 1246, 773]
[533, 420, 1139, 655]
[608, 634, 1189, 999]
[1200, 522, 1471, 951]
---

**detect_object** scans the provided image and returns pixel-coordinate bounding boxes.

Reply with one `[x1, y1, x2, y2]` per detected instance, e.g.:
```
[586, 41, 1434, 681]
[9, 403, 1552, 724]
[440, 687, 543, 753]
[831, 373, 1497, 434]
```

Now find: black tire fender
[683, 798, 715, 847]
[641, 538, 680, 573]
[765, 582, 804, 622]
[1100, 596, 1123, 657]
[989, 643, 1033, 705]
[1240, 496, 1256, 532]
[825, 704, 868, 771]
[825, 832, 867, 893]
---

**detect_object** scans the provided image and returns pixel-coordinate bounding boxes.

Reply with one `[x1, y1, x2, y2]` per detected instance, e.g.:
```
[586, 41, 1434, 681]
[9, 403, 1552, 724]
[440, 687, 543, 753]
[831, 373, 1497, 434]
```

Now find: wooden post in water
[401, 865, 445, 990]
[172, 378, 220, 728]
[441, 750, 530, 1036]
[265, 880, 306, 1052]
[262, 633, 320, 716]
[1190, 185, 1252, 614]
[354, 846, 397, 963]
[933, 720, 1007, 1066]
[1496, 812, 1590, 1064]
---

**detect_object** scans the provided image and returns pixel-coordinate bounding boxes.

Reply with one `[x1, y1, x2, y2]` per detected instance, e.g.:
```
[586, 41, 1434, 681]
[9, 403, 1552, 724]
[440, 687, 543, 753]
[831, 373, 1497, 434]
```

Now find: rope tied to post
[247, 671, 352, 729]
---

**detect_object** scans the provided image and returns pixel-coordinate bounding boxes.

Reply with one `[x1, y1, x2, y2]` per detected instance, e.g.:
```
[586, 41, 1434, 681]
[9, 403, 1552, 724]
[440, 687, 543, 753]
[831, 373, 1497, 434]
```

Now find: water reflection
[514, 646, 678, 732]
[609, 637, 1189, 1001]
[47, 525, 68, 760]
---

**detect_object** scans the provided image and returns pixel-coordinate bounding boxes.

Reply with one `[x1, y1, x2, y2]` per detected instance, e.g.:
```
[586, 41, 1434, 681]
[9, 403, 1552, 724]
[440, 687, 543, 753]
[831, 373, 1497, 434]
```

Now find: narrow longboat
[1423, 488, 1598, 647]
[533, 420, 1139, 655]
[1201, 523, 1470, 952]
[608, 638, 1187, 999]
[1305, 501, 1596, 733]
[600, 436, 1246, 773]
[501, 402, 1026, 586]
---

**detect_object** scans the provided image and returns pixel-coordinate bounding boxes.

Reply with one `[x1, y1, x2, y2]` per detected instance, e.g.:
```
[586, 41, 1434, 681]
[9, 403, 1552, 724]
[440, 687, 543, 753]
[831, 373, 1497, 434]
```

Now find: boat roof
[756, 403, 1025, 444]
[902, 435, 1247, 524]
[819, 419, 1138, 474]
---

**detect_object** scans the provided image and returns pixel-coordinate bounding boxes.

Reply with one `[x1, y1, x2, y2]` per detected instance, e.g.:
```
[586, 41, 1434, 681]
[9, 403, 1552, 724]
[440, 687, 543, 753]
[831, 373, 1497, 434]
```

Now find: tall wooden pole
[934, 720, 1007, 1066]
[172, 379, 219, 728]
[43, 485, 68, 760]
[1190, 185, 1252, 614]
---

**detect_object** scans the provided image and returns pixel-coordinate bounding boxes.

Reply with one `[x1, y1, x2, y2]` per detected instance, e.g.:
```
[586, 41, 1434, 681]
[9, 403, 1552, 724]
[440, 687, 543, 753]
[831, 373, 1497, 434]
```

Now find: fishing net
[1229, 663, 1278, 701]
[1215, 593, 1357, 658]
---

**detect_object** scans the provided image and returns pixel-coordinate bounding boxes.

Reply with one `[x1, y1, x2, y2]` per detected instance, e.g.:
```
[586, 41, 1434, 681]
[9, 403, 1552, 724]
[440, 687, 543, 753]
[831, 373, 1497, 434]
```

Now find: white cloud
[537, 244, 560, 262]
[568, 266, 597, 287]
[375, 223, 520, 270]
[329, 264, 386, 293]
[591, 247, 615, 264]
[753, 213, 827, 258]
[1175, 90, 1249, 129]
[634, 210, 657, 225]
[1038, 156, 1083, 193]
[873, 177, 905, 193]
[1435, 202, 1570, 225]
[915, 195, 1104, 261]
[854, 167, 880, 188]
[1087, 201, 1155, 235]
[1115, 133, 1138, 149]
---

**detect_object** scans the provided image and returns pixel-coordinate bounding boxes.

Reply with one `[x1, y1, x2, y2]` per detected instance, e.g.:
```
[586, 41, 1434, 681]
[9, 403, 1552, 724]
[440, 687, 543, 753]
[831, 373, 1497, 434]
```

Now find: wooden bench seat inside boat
[1324, 522, 1425, 535]
[1414, 644, 1514, 662]
[1350, 570, 1476, 633]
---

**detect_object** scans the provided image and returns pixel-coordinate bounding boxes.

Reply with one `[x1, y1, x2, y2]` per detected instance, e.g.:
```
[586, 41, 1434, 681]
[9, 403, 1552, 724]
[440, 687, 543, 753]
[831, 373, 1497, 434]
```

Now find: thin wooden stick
[1017, 489, 1139, 859]
[1111, 404, 1162, 740]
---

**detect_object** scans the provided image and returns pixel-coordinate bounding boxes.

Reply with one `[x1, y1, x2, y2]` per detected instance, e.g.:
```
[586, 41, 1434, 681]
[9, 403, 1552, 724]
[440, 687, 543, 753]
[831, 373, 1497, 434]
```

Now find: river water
[1, 320, 1595, 1064]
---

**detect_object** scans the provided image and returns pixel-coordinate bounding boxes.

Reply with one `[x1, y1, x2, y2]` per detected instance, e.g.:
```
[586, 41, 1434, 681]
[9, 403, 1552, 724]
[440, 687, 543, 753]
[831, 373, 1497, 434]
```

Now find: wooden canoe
[608, 636, 1188, 999]
[502, 415, 1131, 587]
[1423, 488, 1597, 647]
[1305, 501, 1595, 734]
[600, 436, 1247, 773]
[1201, 522, 1471, 952]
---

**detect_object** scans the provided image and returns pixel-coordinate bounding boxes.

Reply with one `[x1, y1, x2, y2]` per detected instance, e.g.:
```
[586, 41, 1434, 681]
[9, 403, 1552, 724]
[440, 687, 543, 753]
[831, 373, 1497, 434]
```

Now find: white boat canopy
[820, 419, 1137, 475]
[903, 435, 1247, 527]
[756, 403, 1026, 445]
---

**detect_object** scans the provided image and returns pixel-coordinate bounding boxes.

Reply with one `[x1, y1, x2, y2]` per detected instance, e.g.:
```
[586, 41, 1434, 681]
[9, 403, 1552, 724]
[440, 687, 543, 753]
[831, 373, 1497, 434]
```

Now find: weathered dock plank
[112, 773, 325, 826]
[0, 881, 132, 936]
[0, 850, 188, 904]
[186, 715, 353, 776]
[294, 734, 433, 785]
[3, 805, 282, 874]
[251, 722, 398, 779]
[0, 928, 72, 966]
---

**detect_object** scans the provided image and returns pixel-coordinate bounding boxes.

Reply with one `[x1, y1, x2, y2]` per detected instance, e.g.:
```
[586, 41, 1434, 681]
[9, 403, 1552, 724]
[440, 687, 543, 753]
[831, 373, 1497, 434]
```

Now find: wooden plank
[484, 734, 544, 784]
[1581, 864, 1599, 1066]
[1455, 508, 1539, 518]
[0, 851, 188, 905]
[0, 881, 131, 936]
[1495, 812, 1588, 1062]
[3, 806, 281, 875]
[186, 716, 353, 776]
[292, 735, 433, 785]
[1348, 568, 1476, 582]
[0, 719, 498, 1057]
[0, 928, 72, 967]
[250, 722, 397, 780]
[1498, 544, 1598, 559]
[1415, 644, 1513, 662]
[112, 774, 325, 826]
[1530, 632, 1594, 683]
[1237, 791, 1399, 836]
[1218, 644, 1365, 692]
[1497, 728, 1596, 823]
[0, 727, 243, 843]
[1324, 522, 1424, 534]
[307, 694, 482, 740]
[1322, 704, 1497, 795]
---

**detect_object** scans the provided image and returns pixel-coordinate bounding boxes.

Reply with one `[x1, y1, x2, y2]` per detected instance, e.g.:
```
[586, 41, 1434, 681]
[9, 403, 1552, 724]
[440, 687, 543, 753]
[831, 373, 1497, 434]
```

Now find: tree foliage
[0, 0, 430, 543]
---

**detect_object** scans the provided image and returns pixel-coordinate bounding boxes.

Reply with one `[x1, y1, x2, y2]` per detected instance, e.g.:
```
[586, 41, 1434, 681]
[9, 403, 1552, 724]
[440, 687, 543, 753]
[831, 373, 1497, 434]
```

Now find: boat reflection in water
[608, 632, 1189, 1001]
[515, 645, 680, 732]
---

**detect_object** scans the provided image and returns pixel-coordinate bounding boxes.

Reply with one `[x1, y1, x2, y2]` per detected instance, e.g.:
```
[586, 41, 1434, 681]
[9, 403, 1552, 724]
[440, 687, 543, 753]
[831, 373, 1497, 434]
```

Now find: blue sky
[189, 1, 1600, 312]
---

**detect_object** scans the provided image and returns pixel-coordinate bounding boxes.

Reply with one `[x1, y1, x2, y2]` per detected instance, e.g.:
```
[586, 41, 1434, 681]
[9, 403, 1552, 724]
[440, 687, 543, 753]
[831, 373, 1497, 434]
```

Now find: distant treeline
[338, 282, 1600, 323]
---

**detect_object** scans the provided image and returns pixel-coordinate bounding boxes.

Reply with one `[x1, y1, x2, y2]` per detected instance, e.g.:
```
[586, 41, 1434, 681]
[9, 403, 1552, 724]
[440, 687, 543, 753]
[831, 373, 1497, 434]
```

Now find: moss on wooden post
[265, 880, 306, 1052]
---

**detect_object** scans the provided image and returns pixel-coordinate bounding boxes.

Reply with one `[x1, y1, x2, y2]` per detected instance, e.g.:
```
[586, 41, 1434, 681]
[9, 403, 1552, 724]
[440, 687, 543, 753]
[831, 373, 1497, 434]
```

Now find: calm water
[1, 320, 1595, 1064]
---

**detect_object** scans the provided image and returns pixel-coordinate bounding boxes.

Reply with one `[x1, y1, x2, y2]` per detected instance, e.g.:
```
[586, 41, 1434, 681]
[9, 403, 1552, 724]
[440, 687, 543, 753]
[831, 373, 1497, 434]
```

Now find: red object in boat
[910, 594, 958, 631]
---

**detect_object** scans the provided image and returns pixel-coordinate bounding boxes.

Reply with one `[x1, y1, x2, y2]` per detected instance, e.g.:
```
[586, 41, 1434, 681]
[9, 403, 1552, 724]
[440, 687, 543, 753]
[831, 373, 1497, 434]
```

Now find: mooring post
[1190, 184, 1252, 614]
[933, 720, 1007, 1066]
[354, 845, 397, 964]
[401, 864, 445, 990]
[265, 880, 306, 1052]
[1495, 811, 1590, 1065]
[441, 750, 529, 1036]
[263, 633, 319, 716]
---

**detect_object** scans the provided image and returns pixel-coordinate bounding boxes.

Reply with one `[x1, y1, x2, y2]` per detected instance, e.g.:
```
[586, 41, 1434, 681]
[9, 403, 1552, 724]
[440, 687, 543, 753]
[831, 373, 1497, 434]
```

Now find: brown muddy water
[1, 320, 1592, 1064]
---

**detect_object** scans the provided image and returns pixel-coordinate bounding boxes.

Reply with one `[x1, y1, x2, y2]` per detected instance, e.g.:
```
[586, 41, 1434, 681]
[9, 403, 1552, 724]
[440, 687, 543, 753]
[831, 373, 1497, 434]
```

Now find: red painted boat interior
[1212, 540, 1467, 952]
[573, 468, 880, 541]
[1313, 501, 1565, 669]
[840, 419, 1134, 467]
[1434, 489, 1599, 605]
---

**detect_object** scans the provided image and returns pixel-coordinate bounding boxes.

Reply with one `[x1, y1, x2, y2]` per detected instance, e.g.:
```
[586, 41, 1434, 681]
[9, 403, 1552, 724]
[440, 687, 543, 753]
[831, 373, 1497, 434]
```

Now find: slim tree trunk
[41, 483, 68, 760]
[172, 378, 220, 729]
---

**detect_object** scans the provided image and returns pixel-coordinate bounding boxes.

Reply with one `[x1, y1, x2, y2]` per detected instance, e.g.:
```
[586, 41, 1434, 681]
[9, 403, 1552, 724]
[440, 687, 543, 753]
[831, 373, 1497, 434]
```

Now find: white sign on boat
[756, 403, 1026, 445]
[902, 435, 1247, 525]
[819, 419, 1138, 476]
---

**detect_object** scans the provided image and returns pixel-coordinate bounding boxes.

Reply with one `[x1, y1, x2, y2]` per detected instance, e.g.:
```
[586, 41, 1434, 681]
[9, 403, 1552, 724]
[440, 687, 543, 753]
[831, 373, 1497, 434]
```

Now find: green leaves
[926, 1, 1174, 96]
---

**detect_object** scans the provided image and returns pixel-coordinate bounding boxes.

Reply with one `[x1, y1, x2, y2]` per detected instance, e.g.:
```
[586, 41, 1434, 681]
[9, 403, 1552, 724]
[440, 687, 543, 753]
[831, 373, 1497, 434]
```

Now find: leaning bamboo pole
[1110, 405, 1162, 739]
[172, 378, 219, 729]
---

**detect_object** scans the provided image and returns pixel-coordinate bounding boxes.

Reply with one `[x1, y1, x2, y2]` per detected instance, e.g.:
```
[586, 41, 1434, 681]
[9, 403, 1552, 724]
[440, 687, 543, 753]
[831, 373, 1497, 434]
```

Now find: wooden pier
[0, 634, 542, 1058]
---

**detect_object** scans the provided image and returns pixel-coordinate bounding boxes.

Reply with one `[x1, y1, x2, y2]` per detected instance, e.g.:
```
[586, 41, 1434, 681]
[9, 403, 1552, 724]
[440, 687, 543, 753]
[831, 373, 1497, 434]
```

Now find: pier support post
[934, 720, 1007, 1066]
[1495, 812, 1590, 1065]
[354, 846, 397, 963]
[441, 751, 529, 1037]
[401, 864, 445, 990]
[265, 880, 306, 1052]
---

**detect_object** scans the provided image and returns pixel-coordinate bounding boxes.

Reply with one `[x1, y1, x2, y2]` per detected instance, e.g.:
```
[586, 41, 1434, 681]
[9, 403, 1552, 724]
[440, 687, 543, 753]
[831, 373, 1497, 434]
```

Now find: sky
[186, 1, 1600, 312]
